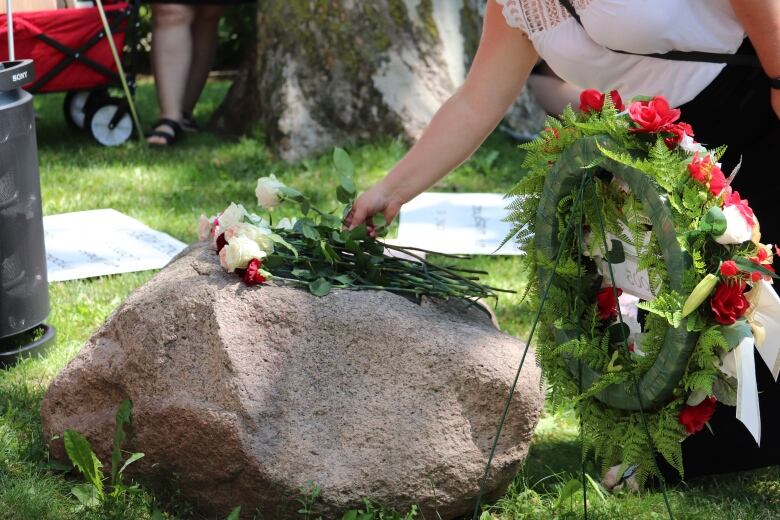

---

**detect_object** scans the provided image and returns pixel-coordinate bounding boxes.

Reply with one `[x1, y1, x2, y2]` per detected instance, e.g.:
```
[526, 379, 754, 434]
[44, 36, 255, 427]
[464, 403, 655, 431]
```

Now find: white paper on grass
[735, 336, 761, 446]
[395, 193, 523, 255]
[746, 280, 780, 381]
[44, 209, 187, 282]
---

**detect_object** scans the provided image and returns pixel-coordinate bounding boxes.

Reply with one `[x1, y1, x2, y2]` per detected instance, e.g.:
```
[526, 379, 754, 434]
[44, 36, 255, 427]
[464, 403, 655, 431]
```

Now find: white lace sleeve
[495, 0, 529, 35]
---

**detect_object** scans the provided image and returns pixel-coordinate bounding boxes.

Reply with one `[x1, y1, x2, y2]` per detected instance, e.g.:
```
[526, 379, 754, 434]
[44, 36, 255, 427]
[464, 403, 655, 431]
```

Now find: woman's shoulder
[494, 0, 589, 36]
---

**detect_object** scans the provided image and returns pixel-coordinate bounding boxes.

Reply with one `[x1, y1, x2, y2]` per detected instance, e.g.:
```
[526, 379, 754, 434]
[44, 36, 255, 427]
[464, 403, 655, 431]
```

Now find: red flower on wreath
[663, 122, 694, 149]
[596, 287, 623, 321]
[688, 152, 727, 196]
[242, 258, 267, 286]
[719, 260, 739, 277]
[710, 280, 750, 325]
[628, 96, 680, 133]
[579, 89, 624, 113]
[679, 396, 717, 434]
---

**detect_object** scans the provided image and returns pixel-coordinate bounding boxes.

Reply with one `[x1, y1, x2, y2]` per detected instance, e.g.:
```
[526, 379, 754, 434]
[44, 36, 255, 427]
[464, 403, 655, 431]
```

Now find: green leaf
[337, 185, 355, 205]
[300, 221, 320, 241]
[151, 509, 165, 520]
[604, 239, 625, 264]
[699, 206, 727, 236]
[348, 226, 369, 241]
[341, 511, 359, 520]
[556, 478, 583, 507]
[309, 278, 332, 297]
[319, 213, 343, 229]
[268, 233, 298, 257]
[332, 274, 353, 285]
[63, 429, 104, 494]
[719, 320, 753, 350]
[320, 241, 340, 264]
[118, 452, 144, 476]
[225, 506, 241, 520]
[279, 186, 304, 201]
[734, 257, 779, 279]
[110, 399, 132, 486]
[291, 268, 312, 279]
[333, 147, 355, 177]
[71, 483, 101, 508]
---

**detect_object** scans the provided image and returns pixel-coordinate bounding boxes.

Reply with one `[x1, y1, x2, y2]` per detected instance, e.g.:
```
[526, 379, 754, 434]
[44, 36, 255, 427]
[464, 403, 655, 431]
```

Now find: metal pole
[5, 0, 14, 61]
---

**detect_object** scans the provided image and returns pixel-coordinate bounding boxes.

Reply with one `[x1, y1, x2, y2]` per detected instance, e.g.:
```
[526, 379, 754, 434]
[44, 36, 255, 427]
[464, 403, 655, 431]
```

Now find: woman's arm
[730, 0, 780, 119]
[346, 1, 538, 229]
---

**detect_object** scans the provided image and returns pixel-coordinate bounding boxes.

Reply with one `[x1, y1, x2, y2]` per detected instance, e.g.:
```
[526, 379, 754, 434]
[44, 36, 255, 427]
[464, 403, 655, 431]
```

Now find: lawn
[1, 80, 779, 519]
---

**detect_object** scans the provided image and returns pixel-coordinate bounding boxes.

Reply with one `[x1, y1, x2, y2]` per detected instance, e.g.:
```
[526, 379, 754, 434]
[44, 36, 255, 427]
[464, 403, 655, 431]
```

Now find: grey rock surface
[41, 242, 544, 519]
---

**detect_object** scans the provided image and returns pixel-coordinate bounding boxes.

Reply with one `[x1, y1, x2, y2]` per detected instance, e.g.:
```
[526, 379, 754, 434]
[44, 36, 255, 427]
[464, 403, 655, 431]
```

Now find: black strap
[558, 0, 761, 68]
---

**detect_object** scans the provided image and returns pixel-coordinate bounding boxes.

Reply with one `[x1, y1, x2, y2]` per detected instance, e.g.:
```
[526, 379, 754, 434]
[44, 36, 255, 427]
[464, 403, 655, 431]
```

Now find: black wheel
[84, 98, 135, 146]
[63, 89, 107, 130]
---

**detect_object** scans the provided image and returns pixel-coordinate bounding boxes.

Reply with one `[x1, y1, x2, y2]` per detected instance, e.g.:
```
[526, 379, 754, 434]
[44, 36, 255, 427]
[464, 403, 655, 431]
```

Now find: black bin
[0, 59, 55, 365]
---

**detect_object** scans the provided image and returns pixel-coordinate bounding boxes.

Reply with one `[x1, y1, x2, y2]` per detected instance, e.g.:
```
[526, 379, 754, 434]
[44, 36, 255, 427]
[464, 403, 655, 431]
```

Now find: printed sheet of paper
[44, 209, 188, 282]
[395, 193, 522, 255]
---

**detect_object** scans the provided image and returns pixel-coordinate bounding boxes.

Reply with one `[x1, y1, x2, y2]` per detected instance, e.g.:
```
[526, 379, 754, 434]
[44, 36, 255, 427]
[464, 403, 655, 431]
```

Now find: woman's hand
[344, 180, 404, 234]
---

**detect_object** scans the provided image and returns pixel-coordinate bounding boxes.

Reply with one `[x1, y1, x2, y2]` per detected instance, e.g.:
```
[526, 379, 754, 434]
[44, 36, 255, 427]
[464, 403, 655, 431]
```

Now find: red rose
[580, 89, 605, 113]
[663, 122, 694, 149]
[679, 396, 717, 434]
[629, 96, 681, 133]
[216, 233, 227, 254]
[709, 166, 727, 197]
[688, 153, 727, 196]
[242, 258, 267, 286]
[596, 287, 623, 321]
[719, 260, 739, 277]
[579, 89, 625, 113]
[710, 280, 750, 325]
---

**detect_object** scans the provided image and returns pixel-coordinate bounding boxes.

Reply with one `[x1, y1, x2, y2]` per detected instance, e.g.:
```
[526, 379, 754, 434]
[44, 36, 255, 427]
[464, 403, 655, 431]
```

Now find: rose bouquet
[505, 89, 780, 483]
[199, 148, 508, 302]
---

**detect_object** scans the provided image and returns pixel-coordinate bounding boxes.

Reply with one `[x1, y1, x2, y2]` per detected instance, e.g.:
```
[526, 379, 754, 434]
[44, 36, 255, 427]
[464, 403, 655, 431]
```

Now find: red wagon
[0, 0, 140, 145]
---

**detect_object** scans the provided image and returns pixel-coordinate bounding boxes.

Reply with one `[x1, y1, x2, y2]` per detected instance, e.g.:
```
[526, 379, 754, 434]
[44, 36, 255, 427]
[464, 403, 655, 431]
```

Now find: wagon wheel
[63, 89, 108, 130]
[84, 97, 135, 147]
[535, 136, 699, 410]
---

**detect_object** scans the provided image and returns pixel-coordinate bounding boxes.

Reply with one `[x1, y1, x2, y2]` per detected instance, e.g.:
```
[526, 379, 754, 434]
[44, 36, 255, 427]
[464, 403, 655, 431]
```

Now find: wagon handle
[6, 0, 14, 61]
[95, 0, 145, 144]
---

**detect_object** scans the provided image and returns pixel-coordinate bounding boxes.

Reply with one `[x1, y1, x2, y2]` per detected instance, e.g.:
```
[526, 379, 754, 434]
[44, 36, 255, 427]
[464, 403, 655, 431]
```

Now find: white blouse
[496, 0, 746, 107]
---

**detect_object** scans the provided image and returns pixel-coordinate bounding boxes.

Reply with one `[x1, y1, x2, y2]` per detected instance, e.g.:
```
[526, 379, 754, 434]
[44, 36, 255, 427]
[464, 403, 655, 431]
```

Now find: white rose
[223, 235, 266, 272]
[224, 222, 275, 254]
[219, 203, 249, 230]
[197, 214, 212, 242]
[679, 134, 707, 155]
[715, 205, 753, 245]
[255, 175, 286, 210]
[276, 217, 297, 230]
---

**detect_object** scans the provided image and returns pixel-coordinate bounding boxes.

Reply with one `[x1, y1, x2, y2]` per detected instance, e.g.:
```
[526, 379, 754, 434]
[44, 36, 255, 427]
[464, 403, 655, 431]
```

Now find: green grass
[0, 80, 778, 519]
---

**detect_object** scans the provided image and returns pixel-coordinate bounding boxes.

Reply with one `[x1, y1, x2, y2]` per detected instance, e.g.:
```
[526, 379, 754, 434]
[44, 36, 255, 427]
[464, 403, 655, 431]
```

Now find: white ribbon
[718, 280, 780, 446]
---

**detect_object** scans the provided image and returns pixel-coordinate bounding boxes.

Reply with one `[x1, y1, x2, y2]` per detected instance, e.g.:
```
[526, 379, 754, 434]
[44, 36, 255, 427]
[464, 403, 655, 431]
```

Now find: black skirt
[657, 39, 780, 481]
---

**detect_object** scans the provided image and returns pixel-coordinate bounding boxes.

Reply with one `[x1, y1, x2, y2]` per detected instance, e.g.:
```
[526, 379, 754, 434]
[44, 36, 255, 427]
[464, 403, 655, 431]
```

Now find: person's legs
[181, 5, 227, 121]
[149, 3, 196, 144]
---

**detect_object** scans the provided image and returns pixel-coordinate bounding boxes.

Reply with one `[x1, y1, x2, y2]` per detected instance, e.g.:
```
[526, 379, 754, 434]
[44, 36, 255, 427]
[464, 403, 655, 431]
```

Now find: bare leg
[181, 5, 227, 119]
[148, 4, 195, 145]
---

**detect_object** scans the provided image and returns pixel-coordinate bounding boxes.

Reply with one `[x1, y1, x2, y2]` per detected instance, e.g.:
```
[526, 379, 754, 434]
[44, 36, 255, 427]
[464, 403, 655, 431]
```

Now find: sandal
[146, 118, 184, 146]
[181, 113, 200, 133]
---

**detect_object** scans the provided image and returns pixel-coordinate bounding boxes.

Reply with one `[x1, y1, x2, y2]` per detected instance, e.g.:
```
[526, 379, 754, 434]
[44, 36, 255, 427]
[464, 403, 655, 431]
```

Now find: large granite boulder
[41, 243, 544, 519]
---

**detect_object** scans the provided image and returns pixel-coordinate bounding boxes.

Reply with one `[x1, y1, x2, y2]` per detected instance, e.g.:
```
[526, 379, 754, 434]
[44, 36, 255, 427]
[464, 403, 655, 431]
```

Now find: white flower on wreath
[219, 202, 249, 231]
[220, 235, 267, 272]
[679, 133, 707, 155]
[256, 175, 286, 210]
[224, 222, 275, 254]
[715, 205, 754, 245]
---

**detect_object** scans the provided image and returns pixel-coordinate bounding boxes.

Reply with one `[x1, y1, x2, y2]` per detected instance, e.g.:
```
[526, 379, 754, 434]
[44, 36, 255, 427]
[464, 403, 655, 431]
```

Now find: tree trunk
[211, 0, 545, 162]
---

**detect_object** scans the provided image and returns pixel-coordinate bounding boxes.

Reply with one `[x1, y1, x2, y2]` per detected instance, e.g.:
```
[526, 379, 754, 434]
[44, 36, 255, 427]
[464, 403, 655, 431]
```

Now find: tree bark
[211, 0, 545, 162]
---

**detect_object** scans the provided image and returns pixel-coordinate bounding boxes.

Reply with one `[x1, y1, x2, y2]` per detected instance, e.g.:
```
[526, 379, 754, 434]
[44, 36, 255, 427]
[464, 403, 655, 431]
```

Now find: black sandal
[181, 113, 200, 133]
[146, 118, 184, 146]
